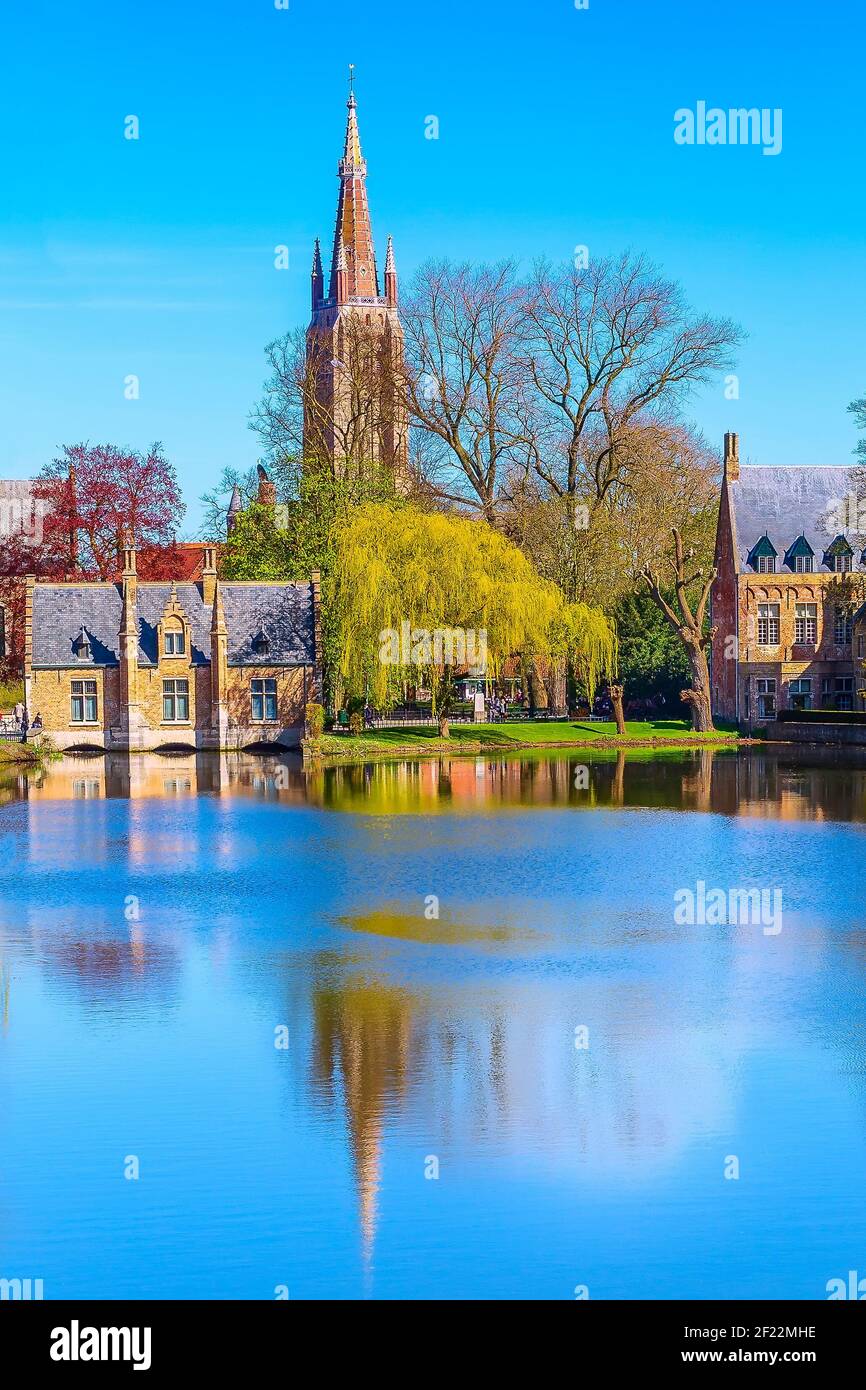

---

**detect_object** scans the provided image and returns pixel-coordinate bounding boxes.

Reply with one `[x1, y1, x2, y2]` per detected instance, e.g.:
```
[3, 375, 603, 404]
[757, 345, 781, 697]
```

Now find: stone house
[24, 544, 321, 751]
[710, 432, 865, 726]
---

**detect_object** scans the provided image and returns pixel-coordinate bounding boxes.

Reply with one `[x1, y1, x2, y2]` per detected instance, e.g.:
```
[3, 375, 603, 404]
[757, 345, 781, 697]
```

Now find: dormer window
[823, 535, 854, 572]
[252, 628, 270, 657]
[747, 535, 777, 573]
[784, 535, 814, 573]
[72, 626, 91, 661]
[164, 628, 186, 655]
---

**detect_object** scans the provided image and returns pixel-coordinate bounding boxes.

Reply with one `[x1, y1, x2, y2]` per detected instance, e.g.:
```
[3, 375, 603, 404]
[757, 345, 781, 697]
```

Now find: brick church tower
[304, 74, 409, 480]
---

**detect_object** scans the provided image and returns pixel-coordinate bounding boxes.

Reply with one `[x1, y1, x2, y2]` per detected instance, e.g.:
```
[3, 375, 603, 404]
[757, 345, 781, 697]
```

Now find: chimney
[121, 539, 137, 599]
[201, 545, 218, 606]
[723, 431, 739, 482]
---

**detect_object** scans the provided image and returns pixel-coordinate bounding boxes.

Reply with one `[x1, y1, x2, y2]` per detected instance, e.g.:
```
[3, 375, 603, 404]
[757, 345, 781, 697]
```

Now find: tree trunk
[609, 683, 626, 735]
[681, 640, 714, 732]
[438, 713, 450, 739]
[543, 660, 568, 717]
[641, 528, 717, 736]
[525, 658, 544, 714]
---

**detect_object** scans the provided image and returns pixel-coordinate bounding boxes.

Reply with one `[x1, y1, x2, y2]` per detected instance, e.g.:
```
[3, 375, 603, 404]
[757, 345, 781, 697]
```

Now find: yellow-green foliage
[330, 504, 616, 705]
[0, 678, 24, 709]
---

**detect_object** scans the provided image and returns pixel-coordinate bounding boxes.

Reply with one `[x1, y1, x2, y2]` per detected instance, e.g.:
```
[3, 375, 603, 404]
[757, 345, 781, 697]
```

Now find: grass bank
[306, 719, 739, 762]
[0, 735, 59, 768]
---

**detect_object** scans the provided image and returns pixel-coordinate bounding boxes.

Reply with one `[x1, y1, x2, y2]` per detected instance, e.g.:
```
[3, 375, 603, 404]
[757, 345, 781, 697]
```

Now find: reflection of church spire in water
[310, 980, 413, 1280]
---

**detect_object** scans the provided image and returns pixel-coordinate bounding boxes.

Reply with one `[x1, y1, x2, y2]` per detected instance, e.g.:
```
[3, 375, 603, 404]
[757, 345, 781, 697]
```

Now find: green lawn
[312, 719, 737, 758]
[454, 719, 736, 745]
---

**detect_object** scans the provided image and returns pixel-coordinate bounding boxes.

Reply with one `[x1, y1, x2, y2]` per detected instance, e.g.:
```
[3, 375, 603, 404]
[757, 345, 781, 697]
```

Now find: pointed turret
[311, 238, 324, 311]
[227, 484, 242, 535]
[329, 72, 380, 302]
[334, 234, 349, 303]
[385, 235, 398, 308]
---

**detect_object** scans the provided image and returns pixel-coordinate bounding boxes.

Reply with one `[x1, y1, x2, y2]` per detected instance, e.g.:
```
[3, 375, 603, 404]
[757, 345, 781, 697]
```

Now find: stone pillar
[118, 546, 146, 748]
[210, 578, 230, 748]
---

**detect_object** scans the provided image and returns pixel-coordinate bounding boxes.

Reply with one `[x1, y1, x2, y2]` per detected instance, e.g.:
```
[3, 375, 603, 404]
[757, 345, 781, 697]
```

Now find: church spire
[329, 69, 379, 303]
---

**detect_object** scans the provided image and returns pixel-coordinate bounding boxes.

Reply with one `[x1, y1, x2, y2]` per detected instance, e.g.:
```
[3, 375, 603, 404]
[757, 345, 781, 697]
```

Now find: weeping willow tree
[329, 503, 616, 735]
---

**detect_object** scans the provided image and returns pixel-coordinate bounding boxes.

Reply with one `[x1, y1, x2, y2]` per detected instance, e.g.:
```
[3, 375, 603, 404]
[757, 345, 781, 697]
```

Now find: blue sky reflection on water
[1, 748, 866, 1299]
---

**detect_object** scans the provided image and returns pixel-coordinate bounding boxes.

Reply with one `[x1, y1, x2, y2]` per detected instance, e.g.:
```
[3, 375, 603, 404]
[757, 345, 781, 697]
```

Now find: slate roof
[729, 465, 864, 571]
[31, 581, 315, 668]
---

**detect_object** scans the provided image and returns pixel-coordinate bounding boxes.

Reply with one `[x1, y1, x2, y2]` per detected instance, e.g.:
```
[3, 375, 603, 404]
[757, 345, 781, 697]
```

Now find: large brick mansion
[710, 433, 866, 726]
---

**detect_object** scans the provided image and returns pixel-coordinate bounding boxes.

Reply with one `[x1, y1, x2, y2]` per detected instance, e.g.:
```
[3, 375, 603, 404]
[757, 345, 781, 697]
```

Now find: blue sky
[0, 0, 863, 532]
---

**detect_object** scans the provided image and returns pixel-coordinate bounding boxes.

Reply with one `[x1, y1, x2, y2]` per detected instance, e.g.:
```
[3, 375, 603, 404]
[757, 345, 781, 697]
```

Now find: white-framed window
[162, 678, 190, 722]
[251, 678, 278, 722]
[756, 555, 776, 573]
[164, 628, 186, 655]
[757, 603, 780, 645]
[835, 608, 853, 645]
[789, 678, 812, 711]
[830, 553, 853, 573]
[793, 554, 812, 573]
[795, 602, 817, 644]
[71, 679, 98, 723]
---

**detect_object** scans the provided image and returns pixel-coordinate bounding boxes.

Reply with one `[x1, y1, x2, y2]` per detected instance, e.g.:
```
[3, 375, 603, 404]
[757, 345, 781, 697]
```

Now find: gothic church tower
[304, 75, 409, 479]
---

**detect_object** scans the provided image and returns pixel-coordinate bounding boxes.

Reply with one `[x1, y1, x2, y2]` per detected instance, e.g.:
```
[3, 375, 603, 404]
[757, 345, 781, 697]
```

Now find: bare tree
[251, 319, 408, 483]
[401, 260, 535, 523]
[521, 254, 741, 509]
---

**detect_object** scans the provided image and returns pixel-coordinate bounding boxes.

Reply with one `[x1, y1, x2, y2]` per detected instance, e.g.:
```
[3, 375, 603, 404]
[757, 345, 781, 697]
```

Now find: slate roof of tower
[31, 582, 315, 668]
[729, 465, 865, 570]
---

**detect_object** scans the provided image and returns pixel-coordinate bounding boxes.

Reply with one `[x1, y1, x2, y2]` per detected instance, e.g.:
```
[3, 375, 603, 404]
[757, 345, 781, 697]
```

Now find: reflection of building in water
[310, 982, 413, 1270]
[304, 923, 757, 1272]
[18, 751, 307, 803]
[13, 743, 866, 828]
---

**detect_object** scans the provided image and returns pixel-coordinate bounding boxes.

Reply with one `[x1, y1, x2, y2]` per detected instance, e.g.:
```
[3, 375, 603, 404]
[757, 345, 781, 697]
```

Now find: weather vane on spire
[348, 63, 355, 99]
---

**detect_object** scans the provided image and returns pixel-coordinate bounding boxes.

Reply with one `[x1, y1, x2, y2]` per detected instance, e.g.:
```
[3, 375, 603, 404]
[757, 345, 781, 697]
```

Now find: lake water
[1, 745, 865, 1300]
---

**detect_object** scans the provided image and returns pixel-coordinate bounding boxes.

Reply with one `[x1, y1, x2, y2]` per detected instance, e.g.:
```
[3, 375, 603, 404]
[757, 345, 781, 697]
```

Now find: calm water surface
[2, 746, 866, 1300]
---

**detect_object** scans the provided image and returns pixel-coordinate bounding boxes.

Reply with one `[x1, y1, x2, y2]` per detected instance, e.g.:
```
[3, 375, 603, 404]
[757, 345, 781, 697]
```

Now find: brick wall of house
[736, 572, 855, 719]
[30, 666, 121, 736]
[224, 665, 308, 731]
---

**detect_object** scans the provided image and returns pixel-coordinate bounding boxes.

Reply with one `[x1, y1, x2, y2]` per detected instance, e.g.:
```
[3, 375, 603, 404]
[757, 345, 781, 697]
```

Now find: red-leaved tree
[35, 442, 185, 580]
